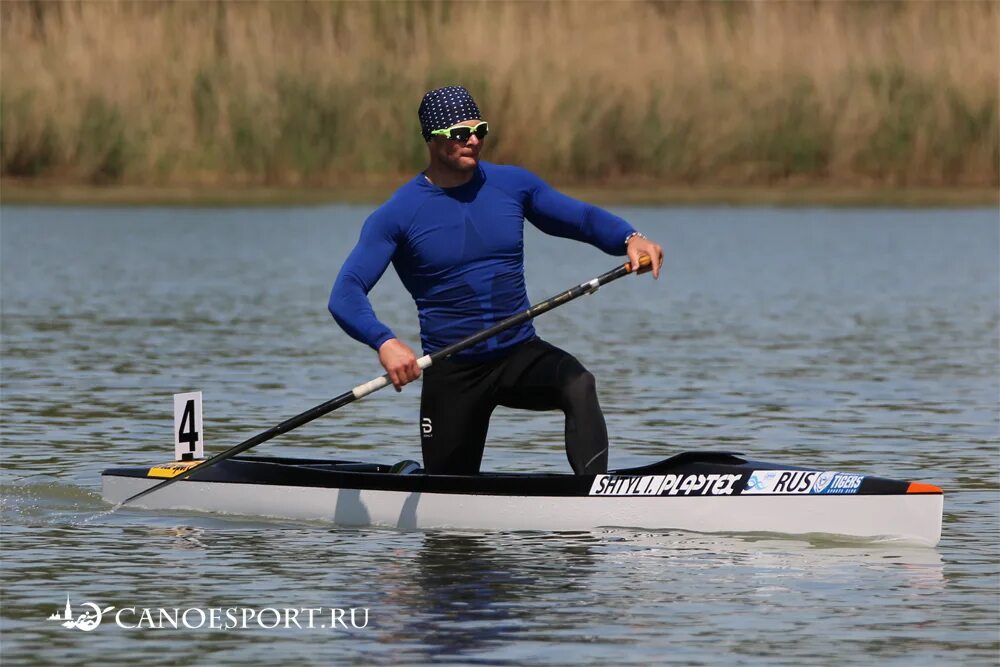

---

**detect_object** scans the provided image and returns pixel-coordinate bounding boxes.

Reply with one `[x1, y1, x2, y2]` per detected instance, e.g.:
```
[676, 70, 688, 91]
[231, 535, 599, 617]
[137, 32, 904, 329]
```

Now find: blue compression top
[328, 161, 635, 360]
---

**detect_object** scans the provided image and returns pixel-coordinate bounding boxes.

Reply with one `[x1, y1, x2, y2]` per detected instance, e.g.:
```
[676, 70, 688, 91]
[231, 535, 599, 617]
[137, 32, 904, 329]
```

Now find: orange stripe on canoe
[907, 482, 943, 494]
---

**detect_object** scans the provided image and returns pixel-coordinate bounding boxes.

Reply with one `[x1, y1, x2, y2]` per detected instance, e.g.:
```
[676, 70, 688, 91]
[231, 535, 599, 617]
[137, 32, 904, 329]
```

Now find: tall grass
[2, 0, 996, 188]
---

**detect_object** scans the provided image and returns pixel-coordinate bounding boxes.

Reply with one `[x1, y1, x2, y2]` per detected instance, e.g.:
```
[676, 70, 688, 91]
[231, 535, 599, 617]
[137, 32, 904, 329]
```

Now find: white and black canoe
[102, 451, 943, 546]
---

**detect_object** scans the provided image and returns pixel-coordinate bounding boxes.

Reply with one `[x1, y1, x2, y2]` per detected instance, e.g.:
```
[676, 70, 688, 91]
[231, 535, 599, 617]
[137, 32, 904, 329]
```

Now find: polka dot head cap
[418, 86, 482, 142]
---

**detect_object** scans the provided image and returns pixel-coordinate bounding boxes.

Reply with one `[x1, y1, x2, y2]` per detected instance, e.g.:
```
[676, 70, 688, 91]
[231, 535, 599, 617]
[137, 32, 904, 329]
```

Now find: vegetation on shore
[2, 1, 997, 195]
[4, 180, 995, 208]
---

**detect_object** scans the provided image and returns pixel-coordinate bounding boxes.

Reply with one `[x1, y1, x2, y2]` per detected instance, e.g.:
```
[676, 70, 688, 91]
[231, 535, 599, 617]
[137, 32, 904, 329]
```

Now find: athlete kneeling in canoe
[329, 86, 663, 475]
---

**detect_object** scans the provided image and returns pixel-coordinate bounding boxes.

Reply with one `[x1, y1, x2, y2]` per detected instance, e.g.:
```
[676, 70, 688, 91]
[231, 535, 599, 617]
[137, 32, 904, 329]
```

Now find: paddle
[118, 255, 653, 507]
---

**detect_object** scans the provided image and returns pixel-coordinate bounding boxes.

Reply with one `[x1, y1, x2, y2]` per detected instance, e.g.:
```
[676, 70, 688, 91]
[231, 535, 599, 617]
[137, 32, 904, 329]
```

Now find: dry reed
[2, 0, 996, 188]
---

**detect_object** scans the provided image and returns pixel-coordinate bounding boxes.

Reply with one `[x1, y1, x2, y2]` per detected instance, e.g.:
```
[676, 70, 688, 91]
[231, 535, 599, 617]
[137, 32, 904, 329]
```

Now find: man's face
[429, 119, 484, 172]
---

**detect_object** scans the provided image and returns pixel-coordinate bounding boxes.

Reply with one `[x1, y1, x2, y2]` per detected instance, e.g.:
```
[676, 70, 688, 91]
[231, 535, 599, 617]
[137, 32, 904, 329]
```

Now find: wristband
[624, 231, 646, 249]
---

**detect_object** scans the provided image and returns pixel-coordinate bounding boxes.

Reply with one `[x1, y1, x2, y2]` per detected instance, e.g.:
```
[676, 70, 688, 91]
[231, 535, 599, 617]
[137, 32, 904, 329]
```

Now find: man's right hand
[378, 338, 421, 391]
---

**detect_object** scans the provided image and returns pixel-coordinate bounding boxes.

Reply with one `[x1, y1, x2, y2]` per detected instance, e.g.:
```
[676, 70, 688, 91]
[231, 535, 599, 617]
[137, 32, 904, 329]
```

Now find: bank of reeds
[2, 1, 996, 189]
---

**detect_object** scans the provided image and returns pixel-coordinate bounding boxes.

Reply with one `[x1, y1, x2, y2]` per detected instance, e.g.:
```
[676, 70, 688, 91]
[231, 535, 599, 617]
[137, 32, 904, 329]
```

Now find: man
[329, 86, 663, 476]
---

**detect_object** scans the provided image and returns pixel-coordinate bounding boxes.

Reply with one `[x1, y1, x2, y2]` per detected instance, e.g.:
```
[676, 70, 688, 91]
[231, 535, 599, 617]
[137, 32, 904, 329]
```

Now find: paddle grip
[627, 254, 653, 275]
[351, 355, 434, 399]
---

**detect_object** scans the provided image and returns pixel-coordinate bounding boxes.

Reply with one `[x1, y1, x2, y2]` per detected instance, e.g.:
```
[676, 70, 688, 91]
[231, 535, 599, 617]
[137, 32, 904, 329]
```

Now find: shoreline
[1, 181, 997, 208]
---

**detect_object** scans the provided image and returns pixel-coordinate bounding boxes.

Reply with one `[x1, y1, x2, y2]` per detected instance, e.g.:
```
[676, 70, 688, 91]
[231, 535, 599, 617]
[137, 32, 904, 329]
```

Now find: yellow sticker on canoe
[148, 460, 204, 478]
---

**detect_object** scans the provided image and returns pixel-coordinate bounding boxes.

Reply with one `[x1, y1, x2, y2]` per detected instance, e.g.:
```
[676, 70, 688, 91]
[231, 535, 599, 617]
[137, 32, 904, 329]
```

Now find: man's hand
[378, 338, 421, 391]
[627, 235, 665, 279]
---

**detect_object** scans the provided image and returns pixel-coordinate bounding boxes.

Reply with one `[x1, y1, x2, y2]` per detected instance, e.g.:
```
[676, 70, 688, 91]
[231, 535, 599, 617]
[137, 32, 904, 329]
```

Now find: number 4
[178, 400, 200, 459]
[173, 391, 204, 461]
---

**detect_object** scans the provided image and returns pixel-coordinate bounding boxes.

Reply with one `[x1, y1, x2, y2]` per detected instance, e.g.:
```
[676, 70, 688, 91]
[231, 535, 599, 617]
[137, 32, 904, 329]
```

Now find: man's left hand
[627, 235, 665, 279]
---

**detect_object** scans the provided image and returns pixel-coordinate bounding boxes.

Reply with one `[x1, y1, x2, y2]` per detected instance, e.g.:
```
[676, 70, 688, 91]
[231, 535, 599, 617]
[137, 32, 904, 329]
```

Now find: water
[1, 205, 997, 665]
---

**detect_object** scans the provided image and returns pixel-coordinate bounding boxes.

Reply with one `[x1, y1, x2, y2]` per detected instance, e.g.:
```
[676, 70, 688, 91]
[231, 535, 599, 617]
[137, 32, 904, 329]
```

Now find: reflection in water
[600, 529, 945, 589]
[130, 525, 211, 550]
[377, 532, 597, 661]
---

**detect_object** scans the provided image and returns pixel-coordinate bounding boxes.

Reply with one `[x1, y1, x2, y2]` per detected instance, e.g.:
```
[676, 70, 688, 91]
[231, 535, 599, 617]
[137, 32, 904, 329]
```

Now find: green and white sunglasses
[430, 121, 489, 142]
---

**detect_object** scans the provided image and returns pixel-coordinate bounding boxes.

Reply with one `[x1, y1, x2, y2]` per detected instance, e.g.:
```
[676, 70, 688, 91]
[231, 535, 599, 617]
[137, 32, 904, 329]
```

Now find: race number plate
[173, 391, 204, 461]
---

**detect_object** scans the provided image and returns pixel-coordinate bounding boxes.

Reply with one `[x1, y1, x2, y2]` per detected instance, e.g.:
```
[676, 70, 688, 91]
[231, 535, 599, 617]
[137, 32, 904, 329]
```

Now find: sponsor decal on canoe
[147, 460, 204, 479]
[742, 470, 864, 495]
[589, 473, 744, 497]
[812, 471, 864, 494]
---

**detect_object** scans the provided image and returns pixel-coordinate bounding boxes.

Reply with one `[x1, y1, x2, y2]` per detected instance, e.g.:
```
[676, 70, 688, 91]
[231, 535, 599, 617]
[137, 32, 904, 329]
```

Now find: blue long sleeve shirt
[328, 161, 635, 360]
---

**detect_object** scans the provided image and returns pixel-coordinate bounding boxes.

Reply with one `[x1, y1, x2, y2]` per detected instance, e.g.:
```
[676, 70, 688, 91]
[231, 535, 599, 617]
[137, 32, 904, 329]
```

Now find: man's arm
[328, 213, 421, 390]
[522, 170, 664, 278]
[329, 213, 398, 349]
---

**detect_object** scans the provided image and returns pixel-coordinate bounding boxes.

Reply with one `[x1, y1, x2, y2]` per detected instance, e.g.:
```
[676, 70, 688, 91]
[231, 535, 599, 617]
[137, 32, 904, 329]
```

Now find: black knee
[561, 370, 597, 410]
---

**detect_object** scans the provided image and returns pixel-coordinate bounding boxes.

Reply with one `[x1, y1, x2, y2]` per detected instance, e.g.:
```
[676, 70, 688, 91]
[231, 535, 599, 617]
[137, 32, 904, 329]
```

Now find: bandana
[418, 86, 482, 141]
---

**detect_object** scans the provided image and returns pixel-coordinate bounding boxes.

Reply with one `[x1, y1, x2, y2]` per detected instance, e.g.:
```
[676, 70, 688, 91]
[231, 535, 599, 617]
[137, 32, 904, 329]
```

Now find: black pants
[419, 338, 609, 475]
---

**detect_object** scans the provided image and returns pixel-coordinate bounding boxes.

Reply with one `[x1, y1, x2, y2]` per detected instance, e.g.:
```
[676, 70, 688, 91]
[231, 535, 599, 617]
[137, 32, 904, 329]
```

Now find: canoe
[101, 451, 943, 546]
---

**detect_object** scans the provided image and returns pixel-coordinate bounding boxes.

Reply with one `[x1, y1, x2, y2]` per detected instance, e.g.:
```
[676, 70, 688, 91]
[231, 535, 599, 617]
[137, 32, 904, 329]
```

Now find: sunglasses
[430, 121, 489, 142]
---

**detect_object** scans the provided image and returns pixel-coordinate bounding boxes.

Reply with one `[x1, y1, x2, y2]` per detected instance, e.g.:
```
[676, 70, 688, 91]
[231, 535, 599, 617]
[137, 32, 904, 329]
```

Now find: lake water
[1, 204, 997, 665]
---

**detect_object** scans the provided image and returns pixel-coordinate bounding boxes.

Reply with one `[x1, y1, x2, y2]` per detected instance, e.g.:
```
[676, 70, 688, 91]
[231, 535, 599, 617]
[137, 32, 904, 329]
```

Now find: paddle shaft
[119, 256, 651, 507]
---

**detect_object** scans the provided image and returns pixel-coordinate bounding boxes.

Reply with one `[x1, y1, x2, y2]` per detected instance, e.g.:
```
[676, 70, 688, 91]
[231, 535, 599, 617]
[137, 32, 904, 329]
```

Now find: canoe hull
[102, 469, 943, 546]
